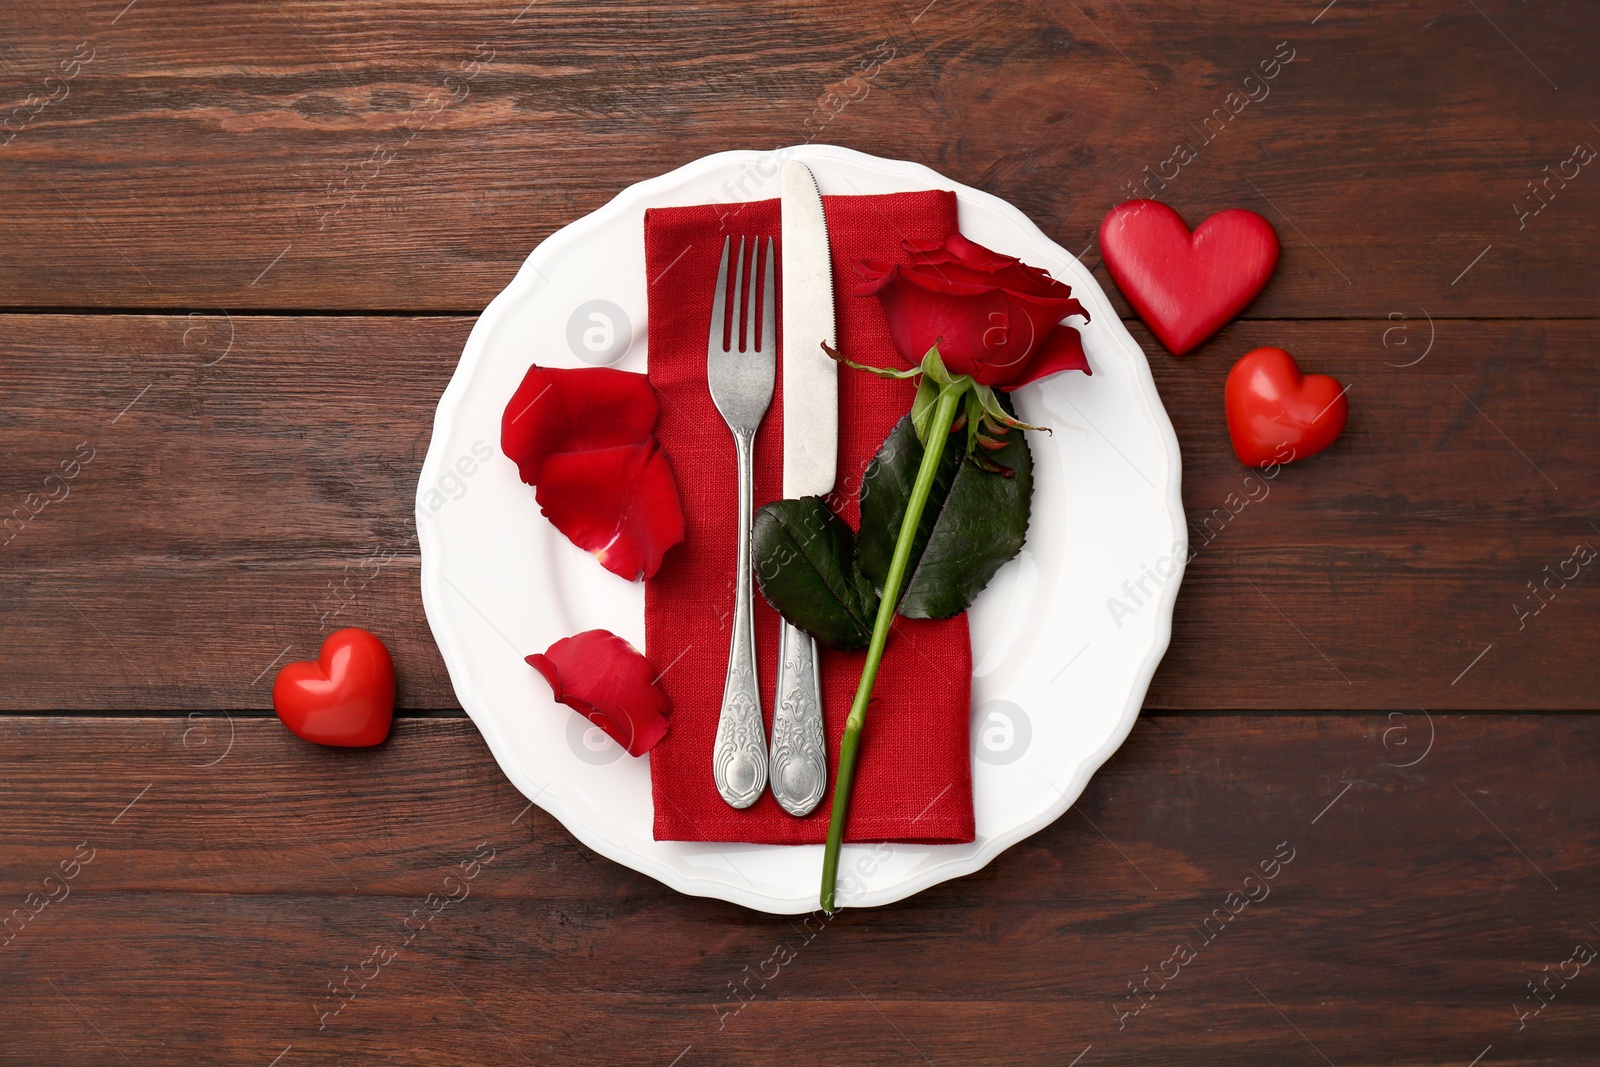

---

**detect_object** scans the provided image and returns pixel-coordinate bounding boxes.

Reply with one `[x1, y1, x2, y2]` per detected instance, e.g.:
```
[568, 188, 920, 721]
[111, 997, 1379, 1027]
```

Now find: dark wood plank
[0, 0, 1592, 314]
[0, 313, 457, 709]
[1143, 314, 1600, 709]
[1, 714, 1596, 1064]
[2, 314, 1595, 711]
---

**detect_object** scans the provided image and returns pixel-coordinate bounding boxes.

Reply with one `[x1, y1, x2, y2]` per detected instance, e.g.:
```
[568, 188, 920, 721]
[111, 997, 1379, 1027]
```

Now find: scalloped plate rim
[417, 143, 1186, 913]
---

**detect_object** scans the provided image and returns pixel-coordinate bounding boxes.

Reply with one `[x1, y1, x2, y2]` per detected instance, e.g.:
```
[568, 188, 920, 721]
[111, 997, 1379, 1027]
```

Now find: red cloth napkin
[644, 189, 974, 844]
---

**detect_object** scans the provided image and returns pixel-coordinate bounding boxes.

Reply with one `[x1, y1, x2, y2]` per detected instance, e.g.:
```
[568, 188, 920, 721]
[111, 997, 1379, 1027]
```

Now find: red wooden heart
[1225, 347, 1348, 467]
[1099, 200, 1279, 356]
[272, 628, 395, 747]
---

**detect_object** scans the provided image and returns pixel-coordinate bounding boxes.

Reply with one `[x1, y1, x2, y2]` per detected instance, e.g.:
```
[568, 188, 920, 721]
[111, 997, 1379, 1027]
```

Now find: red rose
[855, 233, 1091, 390]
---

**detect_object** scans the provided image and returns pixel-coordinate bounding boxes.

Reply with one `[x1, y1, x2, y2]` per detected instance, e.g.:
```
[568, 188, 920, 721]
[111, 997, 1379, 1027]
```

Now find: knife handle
[769, 620, 827, 817]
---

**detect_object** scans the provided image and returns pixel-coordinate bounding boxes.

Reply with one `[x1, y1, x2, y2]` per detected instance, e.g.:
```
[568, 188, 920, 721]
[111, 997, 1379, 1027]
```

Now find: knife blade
[778, 162, 838, 497]
[769, 160, 836, 817]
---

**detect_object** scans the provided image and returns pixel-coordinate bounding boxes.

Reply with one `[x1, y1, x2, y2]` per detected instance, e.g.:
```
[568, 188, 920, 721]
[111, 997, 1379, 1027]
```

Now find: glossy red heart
[272, 628, 395, 747]
[1099, 200, 1279, 356]
[1225, 347, 1348, 467]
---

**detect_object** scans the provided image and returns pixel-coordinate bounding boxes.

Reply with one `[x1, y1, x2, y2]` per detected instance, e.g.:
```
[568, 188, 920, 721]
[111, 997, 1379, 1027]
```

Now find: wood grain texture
[1, 714, 1596, 1065]
[1, 314, 1595, 711]
[0, 0, 1592, 314]
[3, 0, 1598, 1061]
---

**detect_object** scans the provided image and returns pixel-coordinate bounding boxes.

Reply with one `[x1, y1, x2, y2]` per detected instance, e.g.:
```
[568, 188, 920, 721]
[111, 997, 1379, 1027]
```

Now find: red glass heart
[1224, 347, 1348, 467]
[272, 628, 396, 748]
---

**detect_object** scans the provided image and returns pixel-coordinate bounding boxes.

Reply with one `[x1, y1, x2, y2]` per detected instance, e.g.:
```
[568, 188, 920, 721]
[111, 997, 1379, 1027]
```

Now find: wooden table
[3, 1, 1596, 1063]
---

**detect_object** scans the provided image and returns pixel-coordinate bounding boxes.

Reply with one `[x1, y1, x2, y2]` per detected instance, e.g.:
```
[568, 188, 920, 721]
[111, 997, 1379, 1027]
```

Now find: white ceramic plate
[417, 144, 1185, 914]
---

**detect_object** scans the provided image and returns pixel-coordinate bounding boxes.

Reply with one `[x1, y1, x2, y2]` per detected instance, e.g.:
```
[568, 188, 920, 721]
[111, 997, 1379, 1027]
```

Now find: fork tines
[706, 235, 777, 429]
[708, 235, 776, 352]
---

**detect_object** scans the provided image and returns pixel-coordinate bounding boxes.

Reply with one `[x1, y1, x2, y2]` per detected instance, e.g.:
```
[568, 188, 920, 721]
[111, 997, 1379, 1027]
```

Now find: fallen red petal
[535, 440, 687, 581]
[527, 630, 670, 757]
[501, 364, 659, 485]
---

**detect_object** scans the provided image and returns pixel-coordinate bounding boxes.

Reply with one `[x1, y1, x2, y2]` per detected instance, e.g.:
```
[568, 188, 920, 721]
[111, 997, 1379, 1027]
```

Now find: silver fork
[706, 235, 776, 809]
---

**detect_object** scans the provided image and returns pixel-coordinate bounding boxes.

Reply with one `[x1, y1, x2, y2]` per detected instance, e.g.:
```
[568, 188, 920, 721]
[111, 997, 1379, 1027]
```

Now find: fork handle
[770, 621, 827, 816]
[713, 428, 768, 809]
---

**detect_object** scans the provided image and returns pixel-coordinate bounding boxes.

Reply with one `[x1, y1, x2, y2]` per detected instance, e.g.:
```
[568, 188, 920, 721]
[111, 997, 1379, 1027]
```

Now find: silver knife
[769, 160, 836, 817]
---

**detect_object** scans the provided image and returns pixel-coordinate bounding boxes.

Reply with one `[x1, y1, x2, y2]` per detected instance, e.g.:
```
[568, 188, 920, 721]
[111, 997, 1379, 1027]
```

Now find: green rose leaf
[752, 496, 881, 650]
[857, 401, 1033, 620]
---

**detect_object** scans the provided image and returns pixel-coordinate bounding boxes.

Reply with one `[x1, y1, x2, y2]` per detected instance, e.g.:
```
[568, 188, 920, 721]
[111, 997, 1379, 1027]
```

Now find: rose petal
[901, 235, 951, 261]
[526, 630, 669, 757]
[853, 258, 894, 294]
[991, 292, 1088, 375]
[501, 365, 658, 485]
[904, 234, 1080, 305]
[927, 232, 1019, 272]
[897, 262, 1009, 297]
[536, 440, 686, 581]
[1000, 324, 1093, 391]
[875, 276, 1012, 380]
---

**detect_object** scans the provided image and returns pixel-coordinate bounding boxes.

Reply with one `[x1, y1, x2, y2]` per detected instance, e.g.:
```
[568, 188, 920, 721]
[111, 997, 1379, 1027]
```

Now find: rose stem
[820, 382, 964, 913]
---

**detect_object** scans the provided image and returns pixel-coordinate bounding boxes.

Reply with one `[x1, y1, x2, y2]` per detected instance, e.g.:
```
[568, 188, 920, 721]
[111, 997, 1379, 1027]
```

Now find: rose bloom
[855, 233, 1091, 390]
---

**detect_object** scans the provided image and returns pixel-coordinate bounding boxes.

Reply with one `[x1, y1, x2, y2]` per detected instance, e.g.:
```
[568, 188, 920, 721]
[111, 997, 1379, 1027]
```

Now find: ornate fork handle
[770, 621, 827, 816]
[713, 426, 768, 808]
